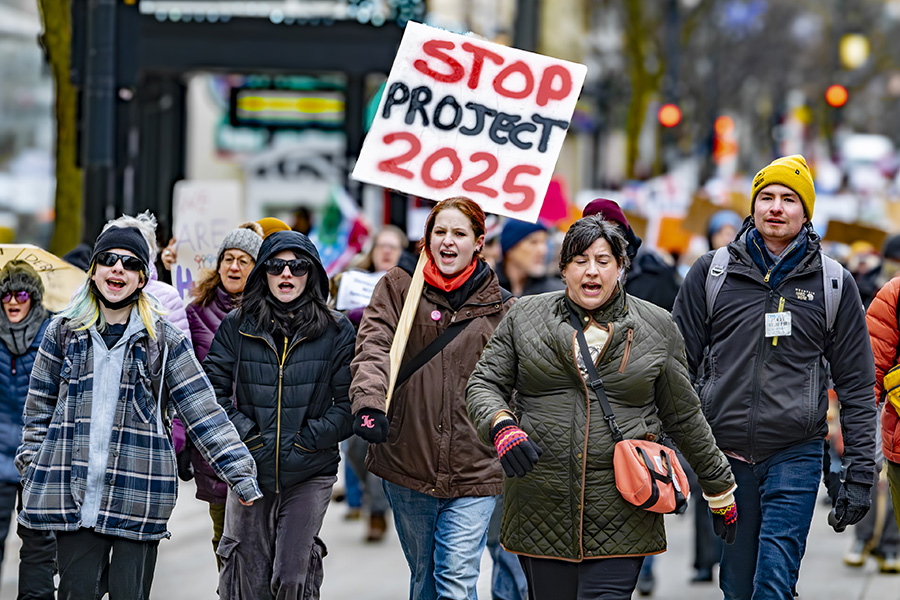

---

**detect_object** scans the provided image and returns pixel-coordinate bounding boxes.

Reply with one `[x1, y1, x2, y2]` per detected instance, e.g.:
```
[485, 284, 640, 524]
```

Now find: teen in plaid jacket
[15, 224, 262, 600]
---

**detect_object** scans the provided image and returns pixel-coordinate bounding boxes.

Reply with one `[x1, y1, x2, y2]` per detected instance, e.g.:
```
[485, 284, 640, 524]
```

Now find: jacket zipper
[618, 329, 633, 373]
[239, 331, 306, 493]
[571, 320, 615, 560]
[276, 336, 287, 493]
[572, 331, 589, 561]
[747, 290, 777, 462]
[753, 237, 801, 284]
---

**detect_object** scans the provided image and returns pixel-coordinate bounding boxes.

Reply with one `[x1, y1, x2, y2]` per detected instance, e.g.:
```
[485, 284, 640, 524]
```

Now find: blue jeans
[720, 439, 823, 600]
[384, 480, 496, 600]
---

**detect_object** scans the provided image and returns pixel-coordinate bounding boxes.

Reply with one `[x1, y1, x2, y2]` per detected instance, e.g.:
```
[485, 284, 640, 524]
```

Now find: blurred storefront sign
[243, 134, 345, 219]
[137, 0, 422, 25]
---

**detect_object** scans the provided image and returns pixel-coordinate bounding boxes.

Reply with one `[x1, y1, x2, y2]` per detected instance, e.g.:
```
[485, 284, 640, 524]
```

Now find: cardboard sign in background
[353, 21, 587, 223]
[172, 180, 242, 301]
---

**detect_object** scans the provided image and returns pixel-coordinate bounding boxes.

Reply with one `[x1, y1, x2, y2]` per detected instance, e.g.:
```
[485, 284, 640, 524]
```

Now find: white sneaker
[844, 540, 867, 568]
[878, 553, 900, 574]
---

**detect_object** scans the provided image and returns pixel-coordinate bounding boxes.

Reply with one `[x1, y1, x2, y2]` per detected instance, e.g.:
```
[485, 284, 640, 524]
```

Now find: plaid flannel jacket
[15, 312, 262, 541]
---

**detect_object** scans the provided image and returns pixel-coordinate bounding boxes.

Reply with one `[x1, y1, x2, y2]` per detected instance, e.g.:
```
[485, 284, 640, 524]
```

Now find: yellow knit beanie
[751, 155, 815, 219]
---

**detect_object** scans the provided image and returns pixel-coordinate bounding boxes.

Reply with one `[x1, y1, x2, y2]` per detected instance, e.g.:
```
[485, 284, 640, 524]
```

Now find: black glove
[176, 450, 194, 482]
[710, 501, 738, 544]
[353, 409, 390, 444]
[829, 481, 872, 532]
[491, 419, 543, 478]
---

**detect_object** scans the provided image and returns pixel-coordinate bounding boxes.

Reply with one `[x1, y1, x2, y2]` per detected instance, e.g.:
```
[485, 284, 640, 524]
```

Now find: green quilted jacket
[466, 288, 734, 561]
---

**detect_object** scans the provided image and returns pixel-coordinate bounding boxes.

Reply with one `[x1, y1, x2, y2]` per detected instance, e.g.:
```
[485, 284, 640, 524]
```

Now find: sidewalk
[0, 482, 897, 599]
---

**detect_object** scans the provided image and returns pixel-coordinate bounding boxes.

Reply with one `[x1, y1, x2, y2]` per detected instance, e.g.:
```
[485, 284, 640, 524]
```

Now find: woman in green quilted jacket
[466, 215, 737, 599]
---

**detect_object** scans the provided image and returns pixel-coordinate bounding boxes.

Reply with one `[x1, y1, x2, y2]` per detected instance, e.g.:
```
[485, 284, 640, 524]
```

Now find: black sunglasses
[1, 290, 30, 304]
[95, 251, 145, 272]
[264, 258, 311, 277]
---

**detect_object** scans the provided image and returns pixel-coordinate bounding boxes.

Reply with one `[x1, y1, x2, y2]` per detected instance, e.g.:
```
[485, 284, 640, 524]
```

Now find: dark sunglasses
[95, 251, 145, 272]
[264, 258, 310, 277]
[1, 291, 30, 304]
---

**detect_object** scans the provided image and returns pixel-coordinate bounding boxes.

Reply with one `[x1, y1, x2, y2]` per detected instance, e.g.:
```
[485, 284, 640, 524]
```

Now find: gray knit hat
[0, 260, 44, 303]
[218, 222, 264, 264]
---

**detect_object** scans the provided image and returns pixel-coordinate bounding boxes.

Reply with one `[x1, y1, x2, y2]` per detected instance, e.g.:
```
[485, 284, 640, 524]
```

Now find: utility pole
[514, 0, 539, 51]
[80, 0, 118, 242]
[660, 0, 680, 172]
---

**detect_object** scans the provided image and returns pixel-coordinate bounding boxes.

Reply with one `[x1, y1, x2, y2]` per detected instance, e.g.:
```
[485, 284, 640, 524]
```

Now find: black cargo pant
[218, 475, 335, 600]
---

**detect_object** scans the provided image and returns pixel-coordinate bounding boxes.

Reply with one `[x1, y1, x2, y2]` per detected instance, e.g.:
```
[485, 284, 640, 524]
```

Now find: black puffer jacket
[204, 232, 355, 493]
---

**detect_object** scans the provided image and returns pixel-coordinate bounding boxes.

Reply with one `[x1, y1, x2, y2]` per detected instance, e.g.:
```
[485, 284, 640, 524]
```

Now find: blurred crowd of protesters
[5, 157, 900, 598]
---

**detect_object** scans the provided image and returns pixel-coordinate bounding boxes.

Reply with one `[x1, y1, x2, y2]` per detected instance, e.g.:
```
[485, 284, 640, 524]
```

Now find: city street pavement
[0, 481, 898, 599]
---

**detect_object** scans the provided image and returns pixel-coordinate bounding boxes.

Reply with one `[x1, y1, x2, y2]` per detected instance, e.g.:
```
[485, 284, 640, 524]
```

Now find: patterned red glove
[710, 502, 738, 544]
[491, 419, 542, 478]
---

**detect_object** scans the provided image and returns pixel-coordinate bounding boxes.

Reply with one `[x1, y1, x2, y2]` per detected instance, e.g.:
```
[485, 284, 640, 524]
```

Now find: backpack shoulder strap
[500, 287, 514, 304]
[147, 321, 169, 410]
[704, 247, 730, 323]
[820, 251, 843, 335]
[55, 318, 74, 354]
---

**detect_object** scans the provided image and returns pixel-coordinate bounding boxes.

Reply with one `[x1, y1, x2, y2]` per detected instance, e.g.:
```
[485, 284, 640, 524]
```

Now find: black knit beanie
[91, 226, 150, 271]
[0, 261, 43, 303]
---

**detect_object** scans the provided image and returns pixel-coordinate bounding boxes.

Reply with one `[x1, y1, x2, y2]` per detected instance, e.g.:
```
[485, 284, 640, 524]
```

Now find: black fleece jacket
[672, 224, 876, 485]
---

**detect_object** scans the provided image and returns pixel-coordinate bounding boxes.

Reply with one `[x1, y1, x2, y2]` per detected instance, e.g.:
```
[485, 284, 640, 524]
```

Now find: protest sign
[172, 180, 243, 301]
[335, 270, 386, 310]
[353, 21, 587, 223]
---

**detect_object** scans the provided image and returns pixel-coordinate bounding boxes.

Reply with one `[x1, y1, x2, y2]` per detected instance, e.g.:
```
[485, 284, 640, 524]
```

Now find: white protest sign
[172, 180, 243, 301]
[352, 21, 587, 223]
[335, 270, 386, 310]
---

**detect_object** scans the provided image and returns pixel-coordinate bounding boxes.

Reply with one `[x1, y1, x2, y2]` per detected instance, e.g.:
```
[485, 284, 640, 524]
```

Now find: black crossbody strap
[567, 307, 624, 443]
[395, 319, 472, 389]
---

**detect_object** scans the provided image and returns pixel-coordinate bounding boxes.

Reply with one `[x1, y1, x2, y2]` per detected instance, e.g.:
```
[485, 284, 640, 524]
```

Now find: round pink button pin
[430, 310, 441, 321]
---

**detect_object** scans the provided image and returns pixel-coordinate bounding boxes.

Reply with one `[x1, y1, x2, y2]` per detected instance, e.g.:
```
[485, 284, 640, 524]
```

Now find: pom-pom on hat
[751, 155, 816, 219]
[218, 222, 264, 263]
[256, 217, 292, 239]
[0, 260, 43, 302]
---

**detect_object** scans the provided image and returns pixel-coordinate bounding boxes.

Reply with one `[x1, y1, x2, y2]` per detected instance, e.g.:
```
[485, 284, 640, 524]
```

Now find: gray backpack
[704, 246, 844, 336]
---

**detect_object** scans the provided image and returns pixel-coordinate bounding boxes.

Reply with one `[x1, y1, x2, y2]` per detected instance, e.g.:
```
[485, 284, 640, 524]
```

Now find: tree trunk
[621, 0, 661, 179]
[38, 0, 82, 257]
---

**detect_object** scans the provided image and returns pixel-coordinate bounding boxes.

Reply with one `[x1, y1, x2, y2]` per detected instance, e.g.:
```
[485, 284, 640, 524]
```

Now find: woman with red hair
[350, 197, 514, 600]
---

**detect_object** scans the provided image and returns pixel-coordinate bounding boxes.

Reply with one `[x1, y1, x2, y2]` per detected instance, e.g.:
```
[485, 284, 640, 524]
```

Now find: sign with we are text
[353, 21, 587, 223]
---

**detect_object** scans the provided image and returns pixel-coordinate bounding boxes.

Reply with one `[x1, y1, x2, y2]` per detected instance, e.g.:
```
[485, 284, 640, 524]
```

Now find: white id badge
[765, 312, 792, 337]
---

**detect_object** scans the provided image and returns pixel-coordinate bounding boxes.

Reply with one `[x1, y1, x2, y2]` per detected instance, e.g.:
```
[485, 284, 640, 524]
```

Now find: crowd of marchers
[2, 154, 900, 600]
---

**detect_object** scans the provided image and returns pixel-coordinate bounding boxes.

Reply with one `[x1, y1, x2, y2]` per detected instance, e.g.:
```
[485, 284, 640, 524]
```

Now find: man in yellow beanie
[672, 154, 876, 599]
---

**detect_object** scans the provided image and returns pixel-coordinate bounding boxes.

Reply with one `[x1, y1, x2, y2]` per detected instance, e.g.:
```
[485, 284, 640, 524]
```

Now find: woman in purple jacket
[182, 221, 263, 569]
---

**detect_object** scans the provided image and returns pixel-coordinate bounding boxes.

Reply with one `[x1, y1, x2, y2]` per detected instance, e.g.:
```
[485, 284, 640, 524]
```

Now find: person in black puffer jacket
[204, 230, 356, 600]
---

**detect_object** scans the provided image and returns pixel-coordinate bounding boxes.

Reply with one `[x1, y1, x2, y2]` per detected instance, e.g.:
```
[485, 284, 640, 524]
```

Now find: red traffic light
[825, 85, 848, 108]
[658, 104, 682, 128]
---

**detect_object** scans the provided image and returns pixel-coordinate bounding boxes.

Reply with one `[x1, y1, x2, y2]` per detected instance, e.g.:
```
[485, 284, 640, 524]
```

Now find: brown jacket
[350, 263, 513, 498]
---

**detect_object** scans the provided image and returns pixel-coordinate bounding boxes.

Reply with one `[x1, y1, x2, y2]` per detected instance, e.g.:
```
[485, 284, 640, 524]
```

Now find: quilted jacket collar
[564, 284, 627, 327]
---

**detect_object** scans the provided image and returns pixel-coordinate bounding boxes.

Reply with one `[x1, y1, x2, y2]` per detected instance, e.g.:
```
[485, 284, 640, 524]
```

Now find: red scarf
[423, 256, 478, 292]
